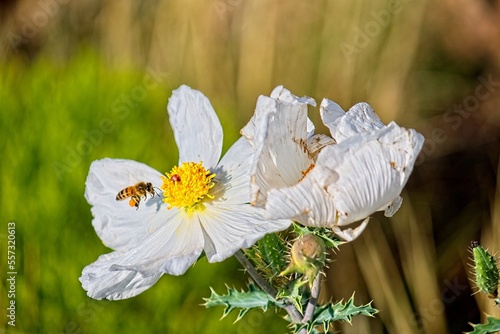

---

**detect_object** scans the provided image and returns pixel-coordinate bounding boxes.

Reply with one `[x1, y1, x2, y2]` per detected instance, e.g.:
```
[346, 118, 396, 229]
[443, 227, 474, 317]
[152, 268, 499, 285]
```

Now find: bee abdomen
[116, 189, 130, 201]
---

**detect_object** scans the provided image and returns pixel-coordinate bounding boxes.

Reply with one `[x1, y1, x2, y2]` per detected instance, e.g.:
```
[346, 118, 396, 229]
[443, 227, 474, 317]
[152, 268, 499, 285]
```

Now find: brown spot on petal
[293, 137, 309, 154]
[306, 134, 336, 160]
[299, 163, 315, 182]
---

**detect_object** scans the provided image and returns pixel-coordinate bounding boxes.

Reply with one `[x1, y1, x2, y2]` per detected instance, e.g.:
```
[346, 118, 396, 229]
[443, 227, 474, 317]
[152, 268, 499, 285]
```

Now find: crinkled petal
[247, 92, 313, 207]
[201, 204, 291, 262]
[85, 158, 174, 252]
[167, 85, 222, 169]
[320, 99, 385, 142]
[383, 196, 403, 217]
[241, 86, 316, 145]
[269, 85, 317, 137]
[241, 95, 275, 145]
[265, 123, 424, 231]
[80, 251, 163, 300]
[332, 218, 370, 242]
[306, 134, 336, 160]
[269, 85, 316, 107]
[80, 212, 205, 300]
[211, 136, 253, 205]
[264, 170, 338, 228]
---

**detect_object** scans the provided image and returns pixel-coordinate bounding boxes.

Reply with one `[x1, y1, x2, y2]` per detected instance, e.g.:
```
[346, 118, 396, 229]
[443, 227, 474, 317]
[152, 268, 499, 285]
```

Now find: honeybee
[116, 182, 156, 209]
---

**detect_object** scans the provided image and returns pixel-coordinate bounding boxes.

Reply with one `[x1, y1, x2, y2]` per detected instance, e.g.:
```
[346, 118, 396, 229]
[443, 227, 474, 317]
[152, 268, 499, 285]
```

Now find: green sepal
[292, 223, 344, 250]
[203, 283, 283, 322]
[467, 315, 500, 334]
[293, 294, 378, 333]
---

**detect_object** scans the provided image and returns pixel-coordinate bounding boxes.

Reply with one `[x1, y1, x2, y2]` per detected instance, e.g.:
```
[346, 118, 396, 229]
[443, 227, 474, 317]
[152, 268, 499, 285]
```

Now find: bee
[116, 182, 156, 209]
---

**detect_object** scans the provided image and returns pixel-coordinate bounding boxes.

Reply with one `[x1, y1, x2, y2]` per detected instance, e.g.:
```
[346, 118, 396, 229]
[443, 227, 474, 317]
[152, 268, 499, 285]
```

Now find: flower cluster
[80, 85, 424, 301]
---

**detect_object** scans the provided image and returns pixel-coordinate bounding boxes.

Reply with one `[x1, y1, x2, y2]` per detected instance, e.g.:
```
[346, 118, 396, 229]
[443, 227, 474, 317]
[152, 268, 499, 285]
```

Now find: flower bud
[280, 234, 326, 285]
[470, 241, 499, 298]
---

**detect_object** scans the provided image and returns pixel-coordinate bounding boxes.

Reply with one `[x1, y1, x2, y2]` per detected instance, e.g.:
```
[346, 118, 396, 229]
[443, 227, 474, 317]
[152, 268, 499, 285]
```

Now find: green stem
[302, 273, 322, 323]
[234, 250, 303, 323]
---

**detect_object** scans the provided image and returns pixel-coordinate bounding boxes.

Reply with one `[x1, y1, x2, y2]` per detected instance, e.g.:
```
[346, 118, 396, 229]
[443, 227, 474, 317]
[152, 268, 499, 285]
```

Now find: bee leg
[131, 195, 141, 210]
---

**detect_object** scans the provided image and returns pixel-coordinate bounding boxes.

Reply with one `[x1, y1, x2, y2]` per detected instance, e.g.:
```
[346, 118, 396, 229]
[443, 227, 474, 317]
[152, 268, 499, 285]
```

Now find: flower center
[161, 162, 216, 211]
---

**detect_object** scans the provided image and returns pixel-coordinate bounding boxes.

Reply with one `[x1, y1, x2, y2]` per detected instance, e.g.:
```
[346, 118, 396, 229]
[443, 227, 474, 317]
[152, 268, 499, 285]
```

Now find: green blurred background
[1, 0, 500, 333]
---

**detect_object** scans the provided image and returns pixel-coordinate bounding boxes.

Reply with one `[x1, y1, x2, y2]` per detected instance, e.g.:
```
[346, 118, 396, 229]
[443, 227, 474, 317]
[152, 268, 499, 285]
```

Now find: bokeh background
[1, 0, 500, 333]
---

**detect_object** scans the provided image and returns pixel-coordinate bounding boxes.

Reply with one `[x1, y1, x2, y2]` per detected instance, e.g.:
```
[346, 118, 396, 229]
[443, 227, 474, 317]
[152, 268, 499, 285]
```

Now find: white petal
[80, 212, 205, 300]
[320, 99, 385, 142]
[332, 218, 370, 242]
[265, 173, 338, 228]
[200, 204, 290, 262]
[241, 86, 316, 145]
[211, 137, 253, 205]
[269, 85, 316, 136]
[265, 123, 424, 229]
[85, 158, 174, 252]
[241, 95, 275, 145]
[249, 94, 312, 206]
[80, 251, 163, 300]
[167, 85, 222, 169]
[269, 85, 317, 107]
[382, 196, 403, 217]
[306, 134, 336, 160]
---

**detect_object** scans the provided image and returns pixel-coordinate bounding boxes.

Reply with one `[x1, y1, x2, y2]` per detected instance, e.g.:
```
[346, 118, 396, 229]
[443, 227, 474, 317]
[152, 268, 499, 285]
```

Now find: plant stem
[234, 250, 303, 323]
[234, 250, 277, 296]
[302, 273, 322, 323]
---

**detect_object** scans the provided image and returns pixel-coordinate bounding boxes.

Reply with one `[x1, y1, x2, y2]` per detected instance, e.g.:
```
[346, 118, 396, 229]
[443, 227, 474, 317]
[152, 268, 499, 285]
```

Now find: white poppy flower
[80, 85, 290, 300]
[242, 86, 424, 241]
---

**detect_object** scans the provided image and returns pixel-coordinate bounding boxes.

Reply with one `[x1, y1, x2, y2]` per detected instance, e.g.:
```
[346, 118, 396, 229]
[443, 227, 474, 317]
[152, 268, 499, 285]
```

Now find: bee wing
[85, 158, 165, 251]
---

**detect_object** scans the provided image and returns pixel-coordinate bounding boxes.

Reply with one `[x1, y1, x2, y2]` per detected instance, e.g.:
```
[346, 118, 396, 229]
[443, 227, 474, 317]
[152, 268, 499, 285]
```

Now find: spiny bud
[280, 234, 326, 286]
[470, 240, 499, 298]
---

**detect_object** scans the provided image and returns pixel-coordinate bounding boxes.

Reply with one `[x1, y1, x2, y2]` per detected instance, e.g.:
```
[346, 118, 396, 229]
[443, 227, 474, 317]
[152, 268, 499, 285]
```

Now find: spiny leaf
[293, 294, 378, 333]
[467, 316, 500, 334]
[276, 279, 308, 314]
[203, 283, 283, 322]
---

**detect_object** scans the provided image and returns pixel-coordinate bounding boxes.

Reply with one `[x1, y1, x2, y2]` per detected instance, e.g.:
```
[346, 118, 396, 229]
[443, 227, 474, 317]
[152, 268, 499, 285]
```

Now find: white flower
[242, 86, 424, 241]
[80, 85, 290, 300]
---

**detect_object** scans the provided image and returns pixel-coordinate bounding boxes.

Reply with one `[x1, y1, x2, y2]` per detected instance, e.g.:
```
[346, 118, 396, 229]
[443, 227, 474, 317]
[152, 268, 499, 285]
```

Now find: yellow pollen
[299, 163, 315, 182]
[161, 162, 216, 211]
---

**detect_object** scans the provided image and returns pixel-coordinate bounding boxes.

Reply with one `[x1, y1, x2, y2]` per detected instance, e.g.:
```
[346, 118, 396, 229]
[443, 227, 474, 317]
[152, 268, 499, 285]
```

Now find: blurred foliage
[1, 0, 500, 333]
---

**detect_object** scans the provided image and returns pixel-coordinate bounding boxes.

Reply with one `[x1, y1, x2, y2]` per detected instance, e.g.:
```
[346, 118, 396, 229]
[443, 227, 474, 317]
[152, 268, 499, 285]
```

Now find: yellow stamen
[161, 162, 216, 212]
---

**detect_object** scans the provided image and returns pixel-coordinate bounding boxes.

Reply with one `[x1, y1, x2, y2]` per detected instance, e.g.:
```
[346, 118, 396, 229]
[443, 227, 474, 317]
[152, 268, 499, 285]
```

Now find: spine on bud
[258, 233, 287, 274]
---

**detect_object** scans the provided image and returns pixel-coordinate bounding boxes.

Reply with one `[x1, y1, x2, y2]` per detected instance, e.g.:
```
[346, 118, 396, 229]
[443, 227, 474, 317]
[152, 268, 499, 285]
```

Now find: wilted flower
[242, 86, 424, 241]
